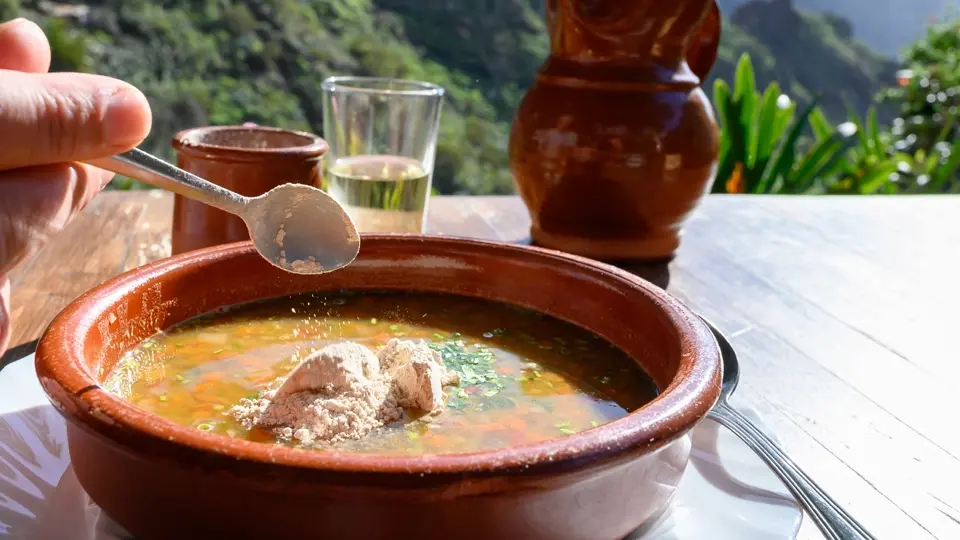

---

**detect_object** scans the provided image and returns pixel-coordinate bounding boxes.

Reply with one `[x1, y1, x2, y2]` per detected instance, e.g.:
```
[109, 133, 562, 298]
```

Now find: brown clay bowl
[35, 235, 721, 540]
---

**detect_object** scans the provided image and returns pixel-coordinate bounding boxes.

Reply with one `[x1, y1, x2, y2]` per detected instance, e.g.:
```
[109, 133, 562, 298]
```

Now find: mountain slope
[4, 0, 522, 194]
[1, 0, 900, 195]
[379, 0, 896, 122]
[709, 0, 898, 121]
[719, 0, 960, 56]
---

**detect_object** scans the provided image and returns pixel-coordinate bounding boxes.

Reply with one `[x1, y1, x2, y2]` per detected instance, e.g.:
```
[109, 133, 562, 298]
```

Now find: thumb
[0, 70, 152, 171]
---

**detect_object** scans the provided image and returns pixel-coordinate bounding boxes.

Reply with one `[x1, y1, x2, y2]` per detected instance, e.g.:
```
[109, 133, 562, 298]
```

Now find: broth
[106, 291, 659, 455]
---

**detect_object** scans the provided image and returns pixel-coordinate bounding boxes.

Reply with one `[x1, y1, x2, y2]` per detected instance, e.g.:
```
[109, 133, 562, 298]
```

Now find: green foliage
[375, 0, 547, 122]
[827, 107, 960, 194]
[829, 18, 960, 194]
[713, 49, 960, 196]
[3, 0, 943, 196]
[879, 19, 959, 174]
[11, 0, 522, 194]
[713, 54, 858, 194]
[0, 0, 20, 20]
[707, 2, 896, 123]
[44, 17, 89, 72]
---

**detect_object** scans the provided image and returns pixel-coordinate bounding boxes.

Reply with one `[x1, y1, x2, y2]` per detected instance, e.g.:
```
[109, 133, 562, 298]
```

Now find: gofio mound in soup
[106, 292, 659, 455]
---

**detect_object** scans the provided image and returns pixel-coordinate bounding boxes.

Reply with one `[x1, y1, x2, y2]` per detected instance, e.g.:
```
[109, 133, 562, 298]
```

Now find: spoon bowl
[704, 320, 739, 399]
[246, 184, 360, 274]
[90, 149, 359, 274]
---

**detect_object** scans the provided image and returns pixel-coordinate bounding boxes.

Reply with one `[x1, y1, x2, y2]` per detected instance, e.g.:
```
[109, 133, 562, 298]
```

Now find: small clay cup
[171, 126, 328, 255]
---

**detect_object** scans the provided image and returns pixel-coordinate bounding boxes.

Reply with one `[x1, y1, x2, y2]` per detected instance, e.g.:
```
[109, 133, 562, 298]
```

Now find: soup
[106, 291, 659, 455]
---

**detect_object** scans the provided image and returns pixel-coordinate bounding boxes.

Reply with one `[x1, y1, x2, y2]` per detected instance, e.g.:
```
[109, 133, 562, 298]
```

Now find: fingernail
[0, 17, 26, 32]
[6, 17, 35, 30]
[102, 86, 151, 148]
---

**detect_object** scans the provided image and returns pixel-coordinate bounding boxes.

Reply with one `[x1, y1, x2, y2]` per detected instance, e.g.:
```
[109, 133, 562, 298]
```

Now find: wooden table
[6, 192, 960, 540]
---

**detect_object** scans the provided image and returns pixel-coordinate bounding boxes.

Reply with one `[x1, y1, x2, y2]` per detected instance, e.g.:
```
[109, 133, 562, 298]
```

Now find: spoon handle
[709, 402, 876, 540]
[89, 148, 248, 215]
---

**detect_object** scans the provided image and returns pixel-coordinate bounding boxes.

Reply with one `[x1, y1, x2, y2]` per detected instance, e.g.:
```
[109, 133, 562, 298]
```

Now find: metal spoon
[89, 148, 360, 274]
[702, 318, 877, 540]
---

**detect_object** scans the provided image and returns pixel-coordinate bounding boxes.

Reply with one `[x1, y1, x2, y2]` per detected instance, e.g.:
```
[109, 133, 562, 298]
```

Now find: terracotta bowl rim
[36, 235, 721, 477]
[172, 125, 328, 161]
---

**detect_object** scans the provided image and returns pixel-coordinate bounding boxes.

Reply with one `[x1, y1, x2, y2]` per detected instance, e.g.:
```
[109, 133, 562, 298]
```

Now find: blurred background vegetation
[713, 17, 960, 195]
[0, 0, 956, 194]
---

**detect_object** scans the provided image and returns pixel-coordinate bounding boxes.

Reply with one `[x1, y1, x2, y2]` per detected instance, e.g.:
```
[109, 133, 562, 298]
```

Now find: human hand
[0, 18, 152, 356]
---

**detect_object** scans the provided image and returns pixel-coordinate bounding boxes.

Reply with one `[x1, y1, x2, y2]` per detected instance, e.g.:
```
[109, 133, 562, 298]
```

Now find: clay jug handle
[686, 0, 722, 82]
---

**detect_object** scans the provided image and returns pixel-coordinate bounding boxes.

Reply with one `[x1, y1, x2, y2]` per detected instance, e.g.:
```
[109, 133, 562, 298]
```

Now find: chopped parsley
[428, 338, 506, 410]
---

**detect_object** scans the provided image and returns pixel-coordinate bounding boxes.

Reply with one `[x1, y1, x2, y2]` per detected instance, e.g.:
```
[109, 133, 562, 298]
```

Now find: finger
[0, 18, 50, 73]
[0, 71, 152, 170]
[0, 277, 10, 356]
[0, 162, 112, 277]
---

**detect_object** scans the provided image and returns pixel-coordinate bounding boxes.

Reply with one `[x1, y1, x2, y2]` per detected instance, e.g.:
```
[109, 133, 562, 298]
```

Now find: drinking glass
[321, 77, 445, 233]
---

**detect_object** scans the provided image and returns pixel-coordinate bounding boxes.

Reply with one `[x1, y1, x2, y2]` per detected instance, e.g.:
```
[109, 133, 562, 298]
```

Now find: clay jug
[509, 0, 722, 261]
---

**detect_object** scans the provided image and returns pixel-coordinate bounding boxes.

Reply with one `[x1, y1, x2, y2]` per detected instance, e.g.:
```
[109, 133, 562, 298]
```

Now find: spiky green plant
[713, 54, 858, 194]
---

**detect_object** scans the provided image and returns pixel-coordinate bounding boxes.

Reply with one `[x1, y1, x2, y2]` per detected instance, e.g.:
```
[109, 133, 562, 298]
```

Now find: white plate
[0, 355, 802, 540]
